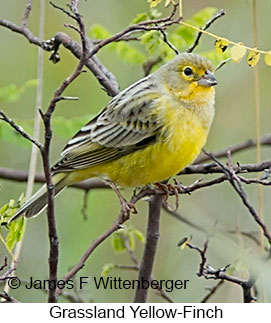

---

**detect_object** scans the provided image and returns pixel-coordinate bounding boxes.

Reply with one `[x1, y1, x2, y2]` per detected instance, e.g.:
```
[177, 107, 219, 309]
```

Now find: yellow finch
[11, 53, 217, 221]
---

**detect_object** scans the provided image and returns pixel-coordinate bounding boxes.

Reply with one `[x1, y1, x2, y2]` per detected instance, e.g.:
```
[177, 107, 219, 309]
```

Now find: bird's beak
[197, 70, 217, 87]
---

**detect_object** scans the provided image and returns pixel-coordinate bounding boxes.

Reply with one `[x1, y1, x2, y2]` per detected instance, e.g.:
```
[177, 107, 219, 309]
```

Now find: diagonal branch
[195, 134, 271, 164]
[204, 151, 271, 247]
[187, 9, 226, 53]
[186, 239, 256, 303]
[0, 111, 42, 149]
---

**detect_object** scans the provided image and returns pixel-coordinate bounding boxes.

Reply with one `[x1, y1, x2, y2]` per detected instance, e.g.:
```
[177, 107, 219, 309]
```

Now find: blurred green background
[0, 0, 271, 303]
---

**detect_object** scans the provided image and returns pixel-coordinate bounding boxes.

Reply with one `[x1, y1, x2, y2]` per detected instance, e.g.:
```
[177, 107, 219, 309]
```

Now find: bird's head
[158, 53, 217, 104]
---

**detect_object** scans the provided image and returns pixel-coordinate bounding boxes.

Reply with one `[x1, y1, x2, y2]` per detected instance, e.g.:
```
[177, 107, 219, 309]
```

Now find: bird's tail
[9, 173, 68, 223]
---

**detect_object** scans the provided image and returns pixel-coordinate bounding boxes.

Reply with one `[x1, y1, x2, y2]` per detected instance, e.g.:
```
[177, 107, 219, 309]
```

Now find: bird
[10, 52, 217, 222]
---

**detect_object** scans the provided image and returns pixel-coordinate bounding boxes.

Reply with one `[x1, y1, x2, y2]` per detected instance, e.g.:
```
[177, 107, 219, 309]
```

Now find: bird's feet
[153, 182, 179, 212]
[107, 181, 137, 222]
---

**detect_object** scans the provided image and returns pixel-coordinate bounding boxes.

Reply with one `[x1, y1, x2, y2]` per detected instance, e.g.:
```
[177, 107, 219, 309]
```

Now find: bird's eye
[183, 67, 193, 76]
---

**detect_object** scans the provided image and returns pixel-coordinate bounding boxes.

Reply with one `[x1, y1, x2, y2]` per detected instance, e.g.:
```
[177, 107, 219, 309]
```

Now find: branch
[121, 234, 174, 303]
[0, 292, 19, 303]
[0, 111, 42, 149]
[187, 9, 226, 53]
[134, 194, 163, 302]
[22, 0, 32, 27]
[200, 280, 224, 303]
[39, 1, 92, 303]
[0, 257, 8, 273]
[0, 9, 119, 96]
[186, 240, 256, 303]
[55, 210, 129, 297]
[2, 133, 271, 189]
[195, 134, 271, 164]
[180, 160, 271, 175]
[204, 151, 271, 247]
[0, 167, 107, 190]
[86, 2, 180, 60]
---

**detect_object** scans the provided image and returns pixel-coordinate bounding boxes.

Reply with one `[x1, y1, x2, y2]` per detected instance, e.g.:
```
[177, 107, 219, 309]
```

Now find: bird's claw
[120, 200, 137, 222]
[154, 182, 179, 212]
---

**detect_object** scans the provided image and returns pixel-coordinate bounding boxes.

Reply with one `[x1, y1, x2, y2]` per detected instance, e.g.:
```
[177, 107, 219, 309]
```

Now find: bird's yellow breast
[67, 96, 213, 187]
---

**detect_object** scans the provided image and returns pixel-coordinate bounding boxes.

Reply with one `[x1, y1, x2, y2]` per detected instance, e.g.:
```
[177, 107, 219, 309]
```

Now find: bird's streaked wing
[52, 76, 163, 173]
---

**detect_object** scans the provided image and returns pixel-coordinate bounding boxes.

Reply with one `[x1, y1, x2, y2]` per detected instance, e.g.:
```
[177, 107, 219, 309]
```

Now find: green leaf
[114, 42, 146, 64]
[149, 8, 162, 19]
[133, 229, 145, 243]
[140, 30, 164, 56]
[202, 49, 230, 67]
[131, 12, 149, 24]
[174, 26, 195, 46]
[101, 263, 115, 277]
[111, 232, 126, 252]
[89, 24, 146, 65]
[5, 217, 25, 250]
[128, 231, 135, 251]
[170, 7, 218, 50]
[187, 7, 217, 27]
[0, 79, 37, 103]
[0, 196, 25, 251]
[25, 79, 38, 88]
[0, 204, 8, 215]
[0, 84, 24, 103]
[89, 24, 111, 39]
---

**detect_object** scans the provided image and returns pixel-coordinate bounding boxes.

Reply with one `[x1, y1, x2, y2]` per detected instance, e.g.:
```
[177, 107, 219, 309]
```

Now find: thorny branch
[203, 150, 271, 247]
[185, 239, 256, 303]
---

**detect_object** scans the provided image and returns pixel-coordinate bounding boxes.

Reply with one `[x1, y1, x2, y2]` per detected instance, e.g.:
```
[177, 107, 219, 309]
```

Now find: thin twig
[187, 9, 226, 53]
[0, 257, 8, 273]
[55, 212, 128, 297]
[81, 190, 90, 220]
[87, 3, 181, 60]
[0, 111, 42, 149]
[201, 280, 224, 303]
[204, 151, 271, 247]
[22, 0, 32, 27]
[159, 28, 179, 54]
[49, 1, 76, 20]
[39, 0, 92, 303]
[0, 292, 19, 303]
[195, 134, 271, 164]
[186, 240, 256, 303]
[164, 207, 208, 233]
